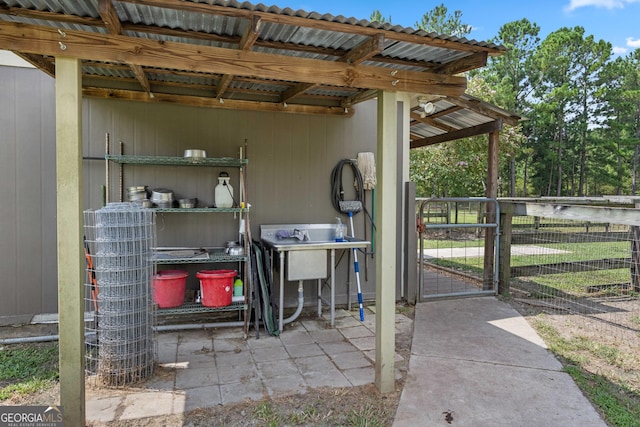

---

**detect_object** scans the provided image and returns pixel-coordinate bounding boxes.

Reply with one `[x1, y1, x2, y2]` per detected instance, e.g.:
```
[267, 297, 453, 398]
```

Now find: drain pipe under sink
[283, 280, 304, 325]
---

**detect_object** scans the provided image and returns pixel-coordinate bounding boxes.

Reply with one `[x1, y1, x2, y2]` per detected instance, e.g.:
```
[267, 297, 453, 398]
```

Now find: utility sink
[260, 223, 368, 251]
[260, 223, 370, 331]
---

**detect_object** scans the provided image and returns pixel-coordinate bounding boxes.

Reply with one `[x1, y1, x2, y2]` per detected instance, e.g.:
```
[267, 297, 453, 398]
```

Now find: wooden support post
[375, 90, 399, 394]
[483, 126, 500, 291]
[55, 56, 85, 425]
[498, 202, 513, 295]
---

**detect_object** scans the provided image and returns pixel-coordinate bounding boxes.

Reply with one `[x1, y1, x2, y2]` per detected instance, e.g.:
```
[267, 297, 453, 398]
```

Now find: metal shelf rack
[105, 146, 252, 332]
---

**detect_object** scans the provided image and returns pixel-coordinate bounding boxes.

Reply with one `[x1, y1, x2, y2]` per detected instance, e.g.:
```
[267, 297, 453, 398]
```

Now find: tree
[414, 3, 471, 36]
[528, 27, 612, 196]
[369, 10, 391, 25]
[480, 19, 541, 196]
[601, 49, 640, 194]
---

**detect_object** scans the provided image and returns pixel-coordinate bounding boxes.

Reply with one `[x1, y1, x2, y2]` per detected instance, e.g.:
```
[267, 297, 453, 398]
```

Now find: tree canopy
[371, 4, 640, 197]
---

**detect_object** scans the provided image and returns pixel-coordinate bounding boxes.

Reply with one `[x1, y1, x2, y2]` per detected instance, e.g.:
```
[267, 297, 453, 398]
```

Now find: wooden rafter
[14, 52, 55, 76]
[239, 15, 262, 51]
[217, 15, 263, 98]
[0, 6, 471, 73]
[82, 87, 354, 116]
[341, 89, 378, 108]
[0, 21, 467, 96]
[215, 74, 234, 98]
[98, 0, 151, 94]
[281, 82, 316, 103]
[410, 120, 503, 148]
[341, 34, 385, 65]
[433, 52, 488, 75]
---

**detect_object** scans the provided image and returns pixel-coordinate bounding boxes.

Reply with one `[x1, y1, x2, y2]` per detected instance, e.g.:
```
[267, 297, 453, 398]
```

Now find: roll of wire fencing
[84, 203, 156, 386]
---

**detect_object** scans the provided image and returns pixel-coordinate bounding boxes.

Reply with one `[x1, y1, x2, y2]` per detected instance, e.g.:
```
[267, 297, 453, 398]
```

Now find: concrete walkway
[393, 297, 606, 427]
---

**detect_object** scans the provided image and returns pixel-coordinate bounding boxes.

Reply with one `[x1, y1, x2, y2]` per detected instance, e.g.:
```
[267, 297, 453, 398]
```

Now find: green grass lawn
[0, 343, 59, 400]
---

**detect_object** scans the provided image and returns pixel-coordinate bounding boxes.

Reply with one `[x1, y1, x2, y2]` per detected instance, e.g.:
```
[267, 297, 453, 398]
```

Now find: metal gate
[417, 197, 499, 300]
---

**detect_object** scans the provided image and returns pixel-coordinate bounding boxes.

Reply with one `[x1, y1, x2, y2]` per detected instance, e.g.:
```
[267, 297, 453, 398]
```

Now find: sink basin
[260, 224, 369, 251]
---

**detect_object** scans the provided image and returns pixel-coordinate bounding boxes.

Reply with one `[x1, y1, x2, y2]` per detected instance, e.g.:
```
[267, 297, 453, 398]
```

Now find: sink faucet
[292, 229, 310, 241]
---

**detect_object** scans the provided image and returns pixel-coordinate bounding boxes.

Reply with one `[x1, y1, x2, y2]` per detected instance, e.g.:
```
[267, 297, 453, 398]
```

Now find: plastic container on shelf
[196, 269, 236, 307]
[152, 270, 188, 308]
[214, 172, 234, 208]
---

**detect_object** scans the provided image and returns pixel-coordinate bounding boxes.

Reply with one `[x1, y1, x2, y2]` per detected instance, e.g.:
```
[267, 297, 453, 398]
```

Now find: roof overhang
[0, 0, 506, 120]
[409, 93, 524, 147]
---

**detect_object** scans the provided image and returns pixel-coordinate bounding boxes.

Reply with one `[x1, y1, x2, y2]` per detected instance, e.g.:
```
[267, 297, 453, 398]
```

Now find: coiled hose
[330, 159, 375, 255]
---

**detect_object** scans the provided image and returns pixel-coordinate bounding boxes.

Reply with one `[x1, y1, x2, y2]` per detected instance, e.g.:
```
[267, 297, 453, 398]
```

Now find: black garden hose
[330, 159, 376, 254]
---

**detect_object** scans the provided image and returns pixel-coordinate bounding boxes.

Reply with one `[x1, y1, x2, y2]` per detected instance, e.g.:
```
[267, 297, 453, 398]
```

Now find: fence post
[632, 203, 640, 292]
[483, 129, 500, 290]
[498, 202, 513, 295]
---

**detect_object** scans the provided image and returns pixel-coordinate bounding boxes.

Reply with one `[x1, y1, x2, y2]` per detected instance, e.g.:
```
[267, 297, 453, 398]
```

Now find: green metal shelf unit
[105, 151, 251, 332]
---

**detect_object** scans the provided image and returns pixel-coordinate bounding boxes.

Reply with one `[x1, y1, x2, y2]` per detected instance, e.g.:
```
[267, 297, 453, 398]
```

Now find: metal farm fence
[500, 201, 640, 346]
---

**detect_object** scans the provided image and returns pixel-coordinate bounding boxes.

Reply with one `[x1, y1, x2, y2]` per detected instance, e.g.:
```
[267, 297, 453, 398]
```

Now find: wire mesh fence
[84, 203, 156, 387]
[417, 198, 498, 299]
[507, 215, 640, 344]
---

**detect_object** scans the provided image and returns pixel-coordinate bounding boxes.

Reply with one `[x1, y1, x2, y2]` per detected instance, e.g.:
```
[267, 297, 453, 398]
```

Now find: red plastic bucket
[152, 270, 188, 308]
[196, 270, 236, 307]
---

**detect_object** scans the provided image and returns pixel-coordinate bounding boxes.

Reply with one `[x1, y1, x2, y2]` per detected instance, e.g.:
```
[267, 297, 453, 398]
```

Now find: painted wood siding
[1, 65, 379, 317]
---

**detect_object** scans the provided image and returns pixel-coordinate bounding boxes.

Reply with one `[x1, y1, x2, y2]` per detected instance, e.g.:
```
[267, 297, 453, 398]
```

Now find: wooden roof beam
[217, 15, 263, 98]
[239, 15, 262, 51]
[215, 74, 233, 98]
[341, 34, 384, 65]
[99, 0, 151, 94]
[0, 21, 467, 96]
[82, 87, 354, 117]
[433, 51, 488, 75]
[14, 52, 55, 76]
[411, 120, 503, 148]
[341, 89, 378, 108]
[0, 7, 475, 73]
[281, 82, 317, 103]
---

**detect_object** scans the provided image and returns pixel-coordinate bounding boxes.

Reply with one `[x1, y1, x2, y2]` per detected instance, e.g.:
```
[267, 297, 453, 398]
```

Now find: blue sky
[290, 0, 640, 56]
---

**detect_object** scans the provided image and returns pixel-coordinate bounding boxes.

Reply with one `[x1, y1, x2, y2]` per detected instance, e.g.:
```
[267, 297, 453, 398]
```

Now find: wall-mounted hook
[58, 41, 67, 51]
[391, 79, 399, 86]
[58, 28, 66, 37]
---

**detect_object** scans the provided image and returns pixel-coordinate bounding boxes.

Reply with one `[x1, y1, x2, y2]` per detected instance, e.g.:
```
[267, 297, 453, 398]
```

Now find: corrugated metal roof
[0, 0, 521, 143]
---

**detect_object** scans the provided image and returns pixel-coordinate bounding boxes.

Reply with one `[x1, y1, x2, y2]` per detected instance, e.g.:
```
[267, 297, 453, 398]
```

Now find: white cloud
[565, 0, 640, 11]
[627, 37, 640, 47]
[613, 46, 629, 55]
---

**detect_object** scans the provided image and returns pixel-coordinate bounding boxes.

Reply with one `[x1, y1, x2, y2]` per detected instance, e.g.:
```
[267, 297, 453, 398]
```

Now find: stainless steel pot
[225, 241, 243, 255]
[178, 198, 197, 208]
[227, 246, 244, 256]
[151, 188, 173, 201]
[184, 149, 206, 158]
